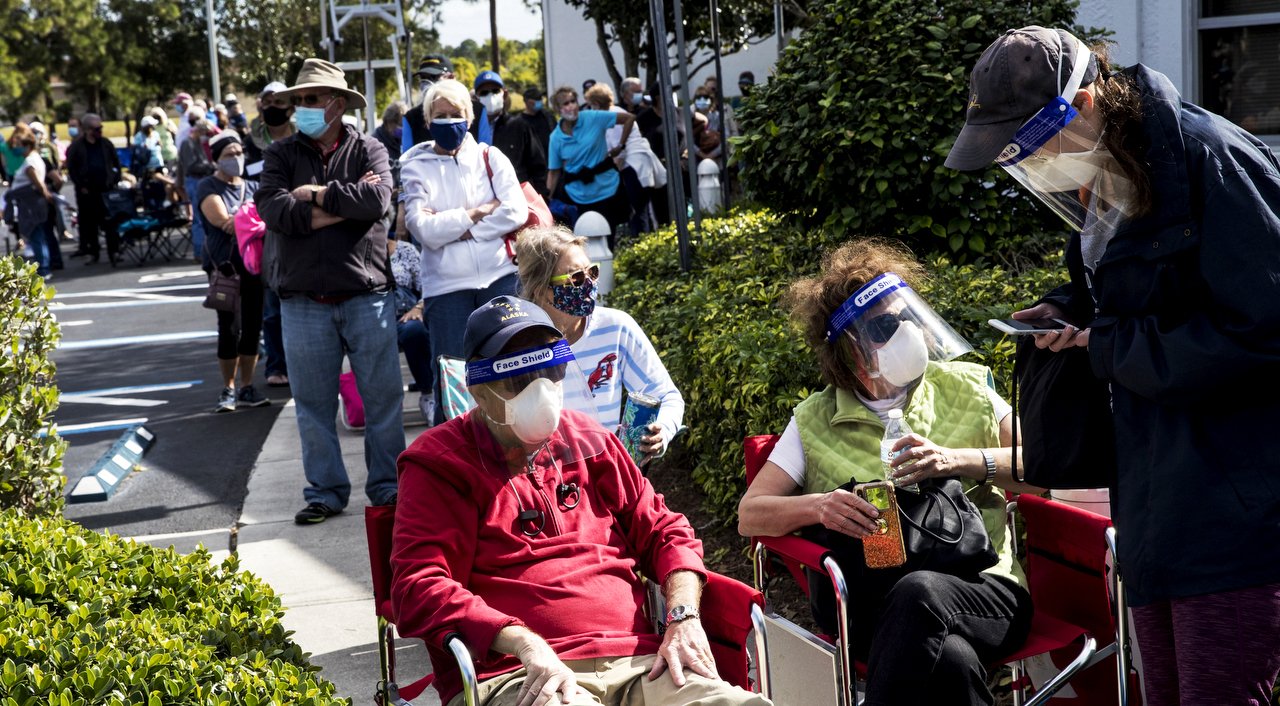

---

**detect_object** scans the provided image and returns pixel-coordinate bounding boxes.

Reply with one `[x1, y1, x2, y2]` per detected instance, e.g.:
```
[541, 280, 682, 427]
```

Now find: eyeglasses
[863, 313, 902, 344]
[549, 264, 600, 287]
[477, 88, 502, 97]
[293, 93, 336, 107]
[494, 364, 568, 396]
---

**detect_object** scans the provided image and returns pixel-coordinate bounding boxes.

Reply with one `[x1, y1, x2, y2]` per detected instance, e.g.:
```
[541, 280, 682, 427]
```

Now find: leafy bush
[0, 510, 345, 705]
[612, 210, 1065, 520]
[734, 0, 1088, 258]
[0, 256, 66, 516]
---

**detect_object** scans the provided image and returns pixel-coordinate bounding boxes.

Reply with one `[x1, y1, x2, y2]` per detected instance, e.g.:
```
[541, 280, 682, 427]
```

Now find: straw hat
[273, 58, 367, 110]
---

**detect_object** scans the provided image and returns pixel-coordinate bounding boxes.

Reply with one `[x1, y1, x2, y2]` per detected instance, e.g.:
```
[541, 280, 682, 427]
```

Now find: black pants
[812, 570, 1032, 706]
[862, 572, 1032, 706]
[214, 262, 265, 360]
[569, 182, 630, 250]
[76, 189, 117, 258]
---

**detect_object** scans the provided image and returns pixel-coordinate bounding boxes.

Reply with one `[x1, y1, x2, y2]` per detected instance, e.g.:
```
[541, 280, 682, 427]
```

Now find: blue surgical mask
[631, 92, 644, 106]
[429, 118, 468, 151]
[68, 126, 79, 138]
[694, 97, 712, 111]
[533, 100, 543, 111]
[294, 106, 331, 138]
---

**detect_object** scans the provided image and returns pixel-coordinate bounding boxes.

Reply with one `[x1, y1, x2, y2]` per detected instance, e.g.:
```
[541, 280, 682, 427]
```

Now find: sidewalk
[234, 399, 439, 705]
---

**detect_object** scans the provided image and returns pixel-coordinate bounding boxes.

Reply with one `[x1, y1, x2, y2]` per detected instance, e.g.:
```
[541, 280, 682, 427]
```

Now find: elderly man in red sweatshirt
[391, 296, 768, 706]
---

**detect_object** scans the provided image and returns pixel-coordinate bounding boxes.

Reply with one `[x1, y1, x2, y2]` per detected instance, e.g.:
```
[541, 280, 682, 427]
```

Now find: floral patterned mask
[551, 278, 597, 318]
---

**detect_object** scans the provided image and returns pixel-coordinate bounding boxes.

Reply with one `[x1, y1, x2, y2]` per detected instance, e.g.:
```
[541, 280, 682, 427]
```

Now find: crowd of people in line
[4, 22, 1279, 706]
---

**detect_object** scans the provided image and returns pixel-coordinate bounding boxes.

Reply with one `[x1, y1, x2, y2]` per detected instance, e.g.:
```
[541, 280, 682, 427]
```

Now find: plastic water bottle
[881, 409, 919, 493]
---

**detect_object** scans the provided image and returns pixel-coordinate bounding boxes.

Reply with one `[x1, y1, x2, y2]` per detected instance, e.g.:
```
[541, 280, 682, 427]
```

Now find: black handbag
[1011, 336, 1117, 489]
[802, 477, 998, 634]
[203, 269, 240, 312]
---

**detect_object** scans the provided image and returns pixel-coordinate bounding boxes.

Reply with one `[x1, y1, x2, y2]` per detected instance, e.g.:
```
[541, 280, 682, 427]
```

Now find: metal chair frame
[743, 435, 1117, 706]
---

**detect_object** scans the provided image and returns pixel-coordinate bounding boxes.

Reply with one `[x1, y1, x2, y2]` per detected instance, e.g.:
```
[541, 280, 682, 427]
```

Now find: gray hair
[515, 226, 587, 301]
[382, 100, 408, 127]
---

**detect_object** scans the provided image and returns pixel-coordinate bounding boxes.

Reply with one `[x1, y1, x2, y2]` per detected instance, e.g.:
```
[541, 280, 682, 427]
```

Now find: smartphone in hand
[988, 318, 1072, 335]
[854, 480, 906, 569]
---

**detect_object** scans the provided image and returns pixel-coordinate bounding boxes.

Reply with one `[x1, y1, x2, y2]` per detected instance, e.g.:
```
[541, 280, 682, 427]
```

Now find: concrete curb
[235, 399, 438, 704]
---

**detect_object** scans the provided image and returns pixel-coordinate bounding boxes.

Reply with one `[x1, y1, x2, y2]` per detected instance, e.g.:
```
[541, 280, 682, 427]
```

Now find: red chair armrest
[757, 534, 831, 572]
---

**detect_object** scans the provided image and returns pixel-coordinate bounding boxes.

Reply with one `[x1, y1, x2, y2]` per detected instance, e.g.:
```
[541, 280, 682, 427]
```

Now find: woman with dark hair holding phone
[738, 239, 1039, 705]
[946, 27, 1280, 703]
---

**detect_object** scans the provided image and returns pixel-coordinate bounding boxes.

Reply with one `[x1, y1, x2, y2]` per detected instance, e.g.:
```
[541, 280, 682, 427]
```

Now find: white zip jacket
[400, 134, 528, 298]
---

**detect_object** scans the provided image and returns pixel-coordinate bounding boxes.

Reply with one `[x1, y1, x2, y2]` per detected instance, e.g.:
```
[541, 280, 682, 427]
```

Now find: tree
[219, 0, 319, 88]
[735, 0, 1099, 258]
[561, 0, 816, 91]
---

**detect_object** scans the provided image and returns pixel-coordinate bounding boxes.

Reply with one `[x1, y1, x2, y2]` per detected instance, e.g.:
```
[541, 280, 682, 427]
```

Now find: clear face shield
[995, 36, 1133, 234]
[825, 273, 974, 391]
[465, 340, 606, 472]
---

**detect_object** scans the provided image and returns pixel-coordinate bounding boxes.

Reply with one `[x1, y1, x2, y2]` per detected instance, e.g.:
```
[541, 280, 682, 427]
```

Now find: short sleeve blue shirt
[548, 110, 619, 205]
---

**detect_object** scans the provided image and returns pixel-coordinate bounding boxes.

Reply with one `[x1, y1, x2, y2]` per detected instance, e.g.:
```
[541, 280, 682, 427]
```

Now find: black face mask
[262, 105, 291, 127]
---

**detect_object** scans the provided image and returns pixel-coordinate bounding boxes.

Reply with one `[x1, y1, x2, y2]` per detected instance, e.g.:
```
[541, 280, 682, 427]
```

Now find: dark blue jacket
[1044, 66, 1280, 605]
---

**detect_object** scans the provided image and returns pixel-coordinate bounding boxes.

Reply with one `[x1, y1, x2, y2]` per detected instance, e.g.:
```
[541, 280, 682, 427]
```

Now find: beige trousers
[446, 654, 772, 706]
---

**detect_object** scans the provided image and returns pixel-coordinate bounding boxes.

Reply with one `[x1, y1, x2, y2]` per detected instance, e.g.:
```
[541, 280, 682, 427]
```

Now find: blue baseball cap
[474, 70, 504, 90]
[464, 296, 561, 360]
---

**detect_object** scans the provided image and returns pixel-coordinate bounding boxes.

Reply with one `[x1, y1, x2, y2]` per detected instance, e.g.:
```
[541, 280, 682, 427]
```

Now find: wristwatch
[665, 604, 700, 625]
[979, 449, 997, 487]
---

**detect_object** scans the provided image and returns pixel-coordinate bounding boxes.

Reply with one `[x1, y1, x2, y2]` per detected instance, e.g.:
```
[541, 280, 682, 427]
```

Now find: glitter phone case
[855, 480, 907, 569]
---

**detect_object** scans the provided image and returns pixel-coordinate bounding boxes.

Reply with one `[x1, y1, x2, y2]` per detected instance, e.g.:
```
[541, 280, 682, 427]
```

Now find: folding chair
[743, 435, 1106, 706]
[139, 178, 189, 262]
[1013, 494, 1137, 704]
[364, 504, 770, 705]
[101, 187, 150, 267]
[437, 355, 475, 420]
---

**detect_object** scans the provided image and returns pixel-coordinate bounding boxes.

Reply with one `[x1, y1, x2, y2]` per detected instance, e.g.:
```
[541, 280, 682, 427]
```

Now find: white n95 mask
[873, 320, 931, 387]
[502, 378, 563, 445]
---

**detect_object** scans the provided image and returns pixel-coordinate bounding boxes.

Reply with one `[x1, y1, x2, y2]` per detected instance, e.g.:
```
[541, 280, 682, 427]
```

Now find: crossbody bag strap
[898, 484, 965, 545]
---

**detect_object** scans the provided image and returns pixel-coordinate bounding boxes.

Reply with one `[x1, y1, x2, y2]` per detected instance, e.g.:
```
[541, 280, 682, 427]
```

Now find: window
[1198, 1, 1280, 138]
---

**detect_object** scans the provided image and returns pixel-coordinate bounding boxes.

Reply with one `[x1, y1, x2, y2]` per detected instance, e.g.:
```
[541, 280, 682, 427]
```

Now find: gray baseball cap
[944, 26, 1098, 171]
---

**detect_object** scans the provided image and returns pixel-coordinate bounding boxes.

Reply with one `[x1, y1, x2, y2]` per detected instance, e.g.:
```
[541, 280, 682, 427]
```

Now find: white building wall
[1077, 0, 1189, 94]
[540, 0, 786, 98]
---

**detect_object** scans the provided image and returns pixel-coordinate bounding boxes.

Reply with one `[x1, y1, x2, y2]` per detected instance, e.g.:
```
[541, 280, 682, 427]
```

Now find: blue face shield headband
[825, 273, 911, 344]
[466, 340, 576, 388]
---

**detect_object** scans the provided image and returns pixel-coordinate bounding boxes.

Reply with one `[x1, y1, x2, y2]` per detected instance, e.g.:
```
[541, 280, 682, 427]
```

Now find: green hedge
[0, 510, 346, 705]
[733, 0, 1093, 258]
[0, 256, 66, 516]
[611, 210, 1065, 520]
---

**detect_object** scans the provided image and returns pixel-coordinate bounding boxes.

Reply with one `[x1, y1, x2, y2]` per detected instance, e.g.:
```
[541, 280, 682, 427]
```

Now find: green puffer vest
[793, 361, 1025, 590]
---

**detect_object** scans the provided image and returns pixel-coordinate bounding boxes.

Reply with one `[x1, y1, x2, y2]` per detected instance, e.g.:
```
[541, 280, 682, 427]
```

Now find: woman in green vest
[738, 239, 1039, 706]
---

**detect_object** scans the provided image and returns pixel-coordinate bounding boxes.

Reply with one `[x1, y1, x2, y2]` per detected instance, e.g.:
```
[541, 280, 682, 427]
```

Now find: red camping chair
[1014, 494, 1138, 704]
[365, 504, 770, 705]
[743, 435, 1109, 706]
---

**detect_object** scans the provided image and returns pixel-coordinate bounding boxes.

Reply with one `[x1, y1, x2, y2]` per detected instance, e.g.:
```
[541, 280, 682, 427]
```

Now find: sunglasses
[549, 264, 600, 287]
[477, 88, 502, 97]
[293, 93, 336, 107]
[863, 313, 902, 344]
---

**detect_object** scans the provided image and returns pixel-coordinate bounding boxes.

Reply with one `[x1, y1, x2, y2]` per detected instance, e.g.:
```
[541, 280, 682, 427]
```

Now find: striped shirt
[569, 307, 684, 442]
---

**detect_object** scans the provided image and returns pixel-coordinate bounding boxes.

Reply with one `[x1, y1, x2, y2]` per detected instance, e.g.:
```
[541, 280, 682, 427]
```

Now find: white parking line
[60, 331, 218, 350]
[50, 418, 150, 436]
[53, 297, 204, 311]
[54, 283, 207, 299]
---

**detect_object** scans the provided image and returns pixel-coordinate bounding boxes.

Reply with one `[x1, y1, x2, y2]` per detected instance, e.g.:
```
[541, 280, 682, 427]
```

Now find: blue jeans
[421, 272, 518, 424]
[262, 288, 287, 377]
[24, 221, 52, 276]
[280, 291, 404, 508]
[185, 176, 205, 259]
[397, 318, 433, 393]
